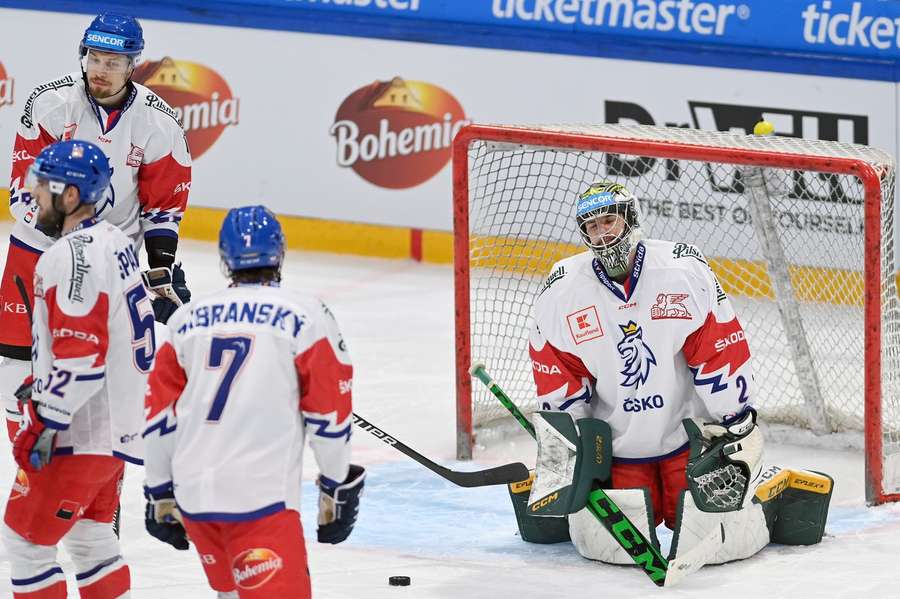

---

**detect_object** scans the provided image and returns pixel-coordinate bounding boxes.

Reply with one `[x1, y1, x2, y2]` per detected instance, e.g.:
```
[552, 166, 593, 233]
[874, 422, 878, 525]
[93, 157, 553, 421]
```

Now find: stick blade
[447, 461, 530, 488]
[664, 524, 723, 587]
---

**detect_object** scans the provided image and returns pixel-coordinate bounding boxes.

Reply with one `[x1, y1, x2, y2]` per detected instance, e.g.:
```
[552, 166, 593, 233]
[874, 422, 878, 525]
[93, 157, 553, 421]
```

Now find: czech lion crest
[617, 320, 656, 388]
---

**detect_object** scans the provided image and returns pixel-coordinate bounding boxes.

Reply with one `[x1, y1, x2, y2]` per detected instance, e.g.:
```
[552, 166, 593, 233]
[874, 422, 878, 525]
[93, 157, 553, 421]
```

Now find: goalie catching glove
[684, 408, 763, 512]
[144, 485, 190, 551]
[318, 464, 365, 544]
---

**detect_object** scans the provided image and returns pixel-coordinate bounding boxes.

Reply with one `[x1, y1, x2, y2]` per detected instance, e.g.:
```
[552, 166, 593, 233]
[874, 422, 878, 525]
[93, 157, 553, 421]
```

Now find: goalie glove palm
[317, 464, 365, 544]
[684, 408, 763, 513]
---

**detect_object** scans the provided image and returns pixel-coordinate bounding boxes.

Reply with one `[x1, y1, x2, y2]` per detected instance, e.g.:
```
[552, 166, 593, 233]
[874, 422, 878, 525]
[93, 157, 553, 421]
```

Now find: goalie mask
[575, 181, 642, 279]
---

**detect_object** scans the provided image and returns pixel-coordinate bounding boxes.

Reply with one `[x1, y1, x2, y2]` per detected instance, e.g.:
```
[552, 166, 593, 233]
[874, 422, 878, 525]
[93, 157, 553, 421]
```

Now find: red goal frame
[451, 123, 894, 505]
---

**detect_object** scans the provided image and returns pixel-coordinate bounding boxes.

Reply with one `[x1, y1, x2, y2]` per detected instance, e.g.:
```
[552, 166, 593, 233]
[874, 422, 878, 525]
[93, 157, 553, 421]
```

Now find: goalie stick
[469, 362, 670, 587]
[352, 412, 529, 488]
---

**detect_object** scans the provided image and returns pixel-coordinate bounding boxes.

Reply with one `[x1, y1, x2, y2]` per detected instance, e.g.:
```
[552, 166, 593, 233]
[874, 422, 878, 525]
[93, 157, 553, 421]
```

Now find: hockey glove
[317, 464, 365, 544]
[144, 486, 190, 550]
[684, 408, 763, 512]
[13, 374, 33, 406]
[143, 264, 191, 324]
[12, 384, 57, 472]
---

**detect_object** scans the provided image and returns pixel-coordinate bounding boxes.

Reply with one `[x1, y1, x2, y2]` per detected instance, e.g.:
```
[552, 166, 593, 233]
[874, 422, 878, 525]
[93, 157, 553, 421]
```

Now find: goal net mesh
[457, 123, 899, 502]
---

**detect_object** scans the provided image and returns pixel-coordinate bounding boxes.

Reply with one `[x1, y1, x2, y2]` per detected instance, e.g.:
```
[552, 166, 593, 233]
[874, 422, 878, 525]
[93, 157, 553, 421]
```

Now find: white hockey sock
[63, 519, 130, 597]
[1, 522, 68, 596]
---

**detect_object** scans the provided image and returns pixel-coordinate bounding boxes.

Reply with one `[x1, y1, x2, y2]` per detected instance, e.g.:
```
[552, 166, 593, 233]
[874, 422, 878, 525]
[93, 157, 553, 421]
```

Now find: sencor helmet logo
[86, 33, 126, 48]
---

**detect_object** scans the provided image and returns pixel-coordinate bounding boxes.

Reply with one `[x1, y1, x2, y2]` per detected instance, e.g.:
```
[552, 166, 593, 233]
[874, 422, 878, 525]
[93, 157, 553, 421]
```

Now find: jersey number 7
[206, 335, 254, 422]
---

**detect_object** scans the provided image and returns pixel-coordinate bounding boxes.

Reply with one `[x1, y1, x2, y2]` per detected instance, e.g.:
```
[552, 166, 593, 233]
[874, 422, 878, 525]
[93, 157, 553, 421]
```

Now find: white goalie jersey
[143, 285, 353, 521]
[529, 239, 754, 461]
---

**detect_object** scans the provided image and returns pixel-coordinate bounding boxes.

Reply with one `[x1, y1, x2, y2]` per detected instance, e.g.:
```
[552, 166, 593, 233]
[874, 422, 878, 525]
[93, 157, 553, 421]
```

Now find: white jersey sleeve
[294, 300, 353, 486]
[9, 75, 75, 233]
[143, 324, 178, 495]
[677, 244, 754, 422]
[32, 231, 108, 427]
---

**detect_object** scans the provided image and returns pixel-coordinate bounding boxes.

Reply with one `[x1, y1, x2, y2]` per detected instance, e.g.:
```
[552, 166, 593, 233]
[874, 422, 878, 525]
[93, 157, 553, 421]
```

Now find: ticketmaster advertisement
[0, 5, 895, 267]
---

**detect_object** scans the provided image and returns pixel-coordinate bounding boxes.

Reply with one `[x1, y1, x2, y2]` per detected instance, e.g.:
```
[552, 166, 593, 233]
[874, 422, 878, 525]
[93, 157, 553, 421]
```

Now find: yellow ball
[753, 120, 775, 136]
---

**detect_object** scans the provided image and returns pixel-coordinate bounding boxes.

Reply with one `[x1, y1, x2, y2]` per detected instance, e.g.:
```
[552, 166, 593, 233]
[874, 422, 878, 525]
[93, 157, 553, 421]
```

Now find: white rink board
[0, 8, 896, 239]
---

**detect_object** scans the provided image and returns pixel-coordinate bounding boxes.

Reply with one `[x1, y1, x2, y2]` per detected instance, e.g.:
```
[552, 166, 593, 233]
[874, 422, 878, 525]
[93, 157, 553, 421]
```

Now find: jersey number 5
[206, 335, 254, 422]
[126, 284, 156, 373]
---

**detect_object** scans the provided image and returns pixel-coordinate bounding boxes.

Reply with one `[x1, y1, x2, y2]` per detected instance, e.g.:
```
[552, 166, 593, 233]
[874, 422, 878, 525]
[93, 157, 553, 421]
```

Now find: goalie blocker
[513, 411, 833, 573]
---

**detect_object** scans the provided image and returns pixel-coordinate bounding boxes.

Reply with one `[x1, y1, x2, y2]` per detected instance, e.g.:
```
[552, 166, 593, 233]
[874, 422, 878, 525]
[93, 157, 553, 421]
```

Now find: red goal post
[452, 122, 899, 506]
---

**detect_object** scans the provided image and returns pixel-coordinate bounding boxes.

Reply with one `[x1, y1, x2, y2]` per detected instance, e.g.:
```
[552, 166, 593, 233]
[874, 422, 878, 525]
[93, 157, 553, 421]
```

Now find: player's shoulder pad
[133, 82, 184, 130]
[20, 72, 79, 131]
[37, 230, 104, 314]
[642, 239, 709, 275]
[536, 251, 592, 300]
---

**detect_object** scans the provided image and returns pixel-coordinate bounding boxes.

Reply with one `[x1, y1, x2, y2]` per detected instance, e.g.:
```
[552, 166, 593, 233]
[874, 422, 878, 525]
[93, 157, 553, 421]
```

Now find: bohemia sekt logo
[10, 469, 29, 500]
[231, 547, 283, 590]
[0, 61, 14, 110]
[133, 57, 239, 160]
[331, 77, 469, 189]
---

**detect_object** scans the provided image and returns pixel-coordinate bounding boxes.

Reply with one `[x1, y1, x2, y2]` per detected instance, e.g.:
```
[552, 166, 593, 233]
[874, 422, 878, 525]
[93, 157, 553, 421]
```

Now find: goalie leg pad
[507, 472, 571, 544]
[670, 489, 769, 564]
[527, 412, 612, 517]
[754, 467, 833, 546]
[569, 488, 658, 565]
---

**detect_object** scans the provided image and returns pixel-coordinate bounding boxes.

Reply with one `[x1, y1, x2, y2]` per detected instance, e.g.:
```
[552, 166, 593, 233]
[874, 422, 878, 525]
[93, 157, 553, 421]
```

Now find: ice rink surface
[1, 222, 900, 598]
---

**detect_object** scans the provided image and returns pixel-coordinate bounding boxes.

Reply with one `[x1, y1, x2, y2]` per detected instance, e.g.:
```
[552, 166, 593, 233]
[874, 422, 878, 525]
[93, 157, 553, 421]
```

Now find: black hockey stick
[352, 412, 529, 488]
[13, 275, 33, 324]
[470, 363, 669, 587]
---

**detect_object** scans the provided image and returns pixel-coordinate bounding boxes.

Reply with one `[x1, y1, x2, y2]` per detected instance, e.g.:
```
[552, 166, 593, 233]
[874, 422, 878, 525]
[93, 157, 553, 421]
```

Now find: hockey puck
[389, 576, 411, 586]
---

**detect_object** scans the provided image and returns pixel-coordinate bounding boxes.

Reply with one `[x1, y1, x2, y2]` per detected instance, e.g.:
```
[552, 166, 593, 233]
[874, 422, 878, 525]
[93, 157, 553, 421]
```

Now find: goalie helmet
[79, 14, 145, 58]
[219, 205, 285, 276]
[28, 140, 112, 206]
[575, 181, 643, 278]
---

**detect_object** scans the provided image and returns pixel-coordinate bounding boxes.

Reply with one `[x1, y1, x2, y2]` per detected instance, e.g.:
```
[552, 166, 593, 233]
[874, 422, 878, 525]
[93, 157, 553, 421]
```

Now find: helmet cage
[575, 182, 642, 277]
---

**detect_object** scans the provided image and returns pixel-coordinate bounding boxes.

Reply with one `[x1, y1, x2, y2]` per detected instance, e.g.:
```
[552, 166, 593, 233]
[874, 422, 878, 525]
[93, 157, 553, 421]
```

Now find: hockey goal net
[452, 123, 899, 505]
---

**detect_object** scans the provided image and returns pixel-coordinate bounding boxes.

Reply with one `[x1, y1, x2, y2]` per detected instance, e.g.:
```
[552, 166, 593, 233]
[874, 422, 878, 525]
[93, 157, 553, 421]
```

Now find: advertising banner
[12, 0, 899, 63]
[0, 8, 894, 251]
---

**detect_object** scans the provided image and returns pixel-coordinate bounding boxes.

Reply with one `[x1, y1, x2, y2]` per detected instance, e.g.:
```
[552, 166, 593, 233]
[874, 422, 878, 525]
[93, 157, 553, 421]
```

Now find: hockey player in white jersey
[1, 13, 192, 442]
[527, 180, 781, 565]
[144, 206, 365, 598]
[2, 140, 153, 598]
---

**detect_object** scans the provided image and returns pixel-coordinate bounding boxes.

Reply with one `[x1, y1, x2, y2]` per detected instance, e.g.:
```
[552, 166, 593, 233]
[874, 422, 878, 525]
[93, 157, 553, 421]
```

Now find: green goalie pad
[753, 467, 834, 546]
[526, 412, 613, 517]
[507, 473, 571, 544]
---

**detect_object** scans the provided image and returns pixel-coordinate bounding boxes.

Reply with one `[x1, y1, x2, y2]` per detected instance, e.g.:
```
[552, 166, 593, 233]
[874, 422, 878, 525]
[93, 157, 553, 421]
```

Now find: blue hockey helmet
[28, 140, 112, 205]
[80, 14, 144, 57]
[219, 205, 285, 274]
